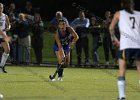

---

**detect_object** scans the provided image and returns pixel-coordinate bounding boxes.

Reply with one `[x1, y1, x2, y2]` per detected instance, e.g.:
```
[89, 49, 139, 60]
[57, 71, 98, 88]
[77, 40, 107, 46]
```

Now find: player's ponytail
[121, 0, 135, 14]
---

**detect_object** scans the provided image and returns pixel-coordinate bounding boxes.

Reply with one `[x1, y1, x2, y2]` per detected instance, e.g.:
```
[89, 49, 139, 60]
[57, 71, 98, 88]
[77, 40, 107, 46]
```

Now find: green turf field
[0, 66, 139, 100]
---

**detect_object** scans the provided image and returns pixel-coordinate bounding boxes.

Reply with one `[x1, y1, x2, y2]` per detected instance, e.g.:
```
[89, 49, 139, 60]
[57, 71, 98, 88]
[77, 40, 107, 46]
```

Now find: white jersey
[118, 10, 140, 50]
[0, 13, 6, 38]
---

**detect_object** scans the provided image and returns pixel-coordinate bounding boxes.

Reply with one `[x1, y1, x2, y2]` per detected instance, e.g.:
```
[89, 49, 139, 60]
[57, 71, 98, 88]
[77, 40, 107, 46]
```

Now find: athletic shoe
[51, 78, 56, 82]
[0, 66, 7, 73]
[58, 77, 63, 81]
[118, 97, 126, 100]
[2, 67, 7, 73]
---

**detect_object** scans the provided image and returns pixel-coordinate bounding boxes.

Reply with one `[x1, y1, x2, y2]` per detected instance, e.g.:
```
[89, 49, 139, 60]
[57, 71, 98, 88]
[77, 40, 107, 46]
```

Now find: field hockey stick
[49, 57, 65, 80]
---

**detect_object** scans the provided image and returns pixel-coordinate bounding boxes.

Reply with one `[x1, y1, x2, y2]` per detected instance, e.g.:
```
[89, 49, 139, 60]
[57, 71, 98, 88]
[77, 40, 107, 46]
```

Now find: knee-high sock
[58, 68, 64, 77]
[0, 52, 9, 67]
[57, 64, 64, 77]
[118, 76, 126, 98]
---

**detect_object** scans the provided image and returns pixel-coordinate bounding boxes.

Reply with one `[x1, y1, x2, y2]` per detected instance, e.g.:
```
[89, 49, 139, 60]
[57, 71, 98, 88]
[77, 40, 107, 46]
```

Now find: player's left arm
[68, 26, 79, 49]
[5, 15, 11, 32]
[109, 11, 120, 47]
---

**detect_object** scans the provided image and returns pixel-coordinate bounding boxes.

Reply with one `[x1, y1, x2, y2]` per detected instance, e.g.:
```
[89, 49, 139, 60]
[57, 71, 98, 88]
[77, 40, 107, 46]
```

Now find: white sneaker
[58, 77, 63, 81]
[51, 78, 56, 82]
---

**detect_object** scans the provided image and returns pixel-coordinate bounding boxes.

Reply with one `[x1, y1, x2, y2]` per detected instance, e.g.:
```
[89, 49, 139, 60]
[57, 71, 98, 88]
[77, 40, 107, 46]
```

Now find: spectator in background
[6, 3, 19, 18]
[9, 13, 18, 64]
[21, 1, 34, 15]
[90, 16, 101, 65]
[102, 11, 116, 65]
[31, 13, 44, 65]
[16, 13, 31, 64]
[71, 11, 90, 66]
[49, 11, 69, 32]
[0, 3, 11, 73]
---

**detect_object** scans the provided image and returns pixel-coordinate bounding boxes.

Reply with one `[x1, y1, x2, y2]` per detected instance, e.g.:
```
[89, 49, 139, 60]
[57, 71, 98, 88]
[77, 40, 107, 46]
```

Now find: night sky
[1, 0, 140, 21]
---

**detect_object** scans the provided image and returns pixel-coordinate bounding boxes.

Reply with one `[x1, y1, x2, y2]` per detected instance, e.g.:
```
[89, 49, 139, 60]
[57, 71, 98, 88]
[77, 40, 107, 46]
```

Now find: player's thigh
[1, 42, 10, 53]
[56, 51, 64, 63]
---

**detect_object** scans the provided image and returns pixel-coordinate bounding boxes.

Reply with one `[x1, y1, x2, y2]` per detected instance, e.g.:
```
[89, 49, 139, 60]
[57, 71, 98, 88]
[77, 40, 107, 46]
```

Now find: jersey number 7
[130, 17, 135, 29]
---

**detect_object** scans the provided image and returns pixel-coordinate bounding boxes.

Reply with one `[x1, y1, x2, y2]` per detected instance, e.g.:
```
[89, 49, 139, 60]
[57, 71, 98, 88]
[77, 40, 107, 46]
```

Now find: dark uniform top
[53, 27, 72, 53]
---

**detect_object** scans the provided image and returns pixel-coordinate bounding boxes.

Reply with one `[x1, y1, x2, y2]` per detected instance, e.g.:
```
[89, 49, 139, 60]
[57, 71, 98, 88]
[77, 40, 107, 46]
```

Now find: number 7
[130, 17, 135, 29]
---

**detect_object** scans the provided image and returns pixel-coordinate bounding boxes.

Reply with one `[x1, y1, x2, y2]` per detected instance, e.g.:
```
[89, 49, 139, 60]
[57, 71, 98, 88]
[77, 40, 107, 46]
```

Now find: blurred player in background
[0, 3, 11, 73]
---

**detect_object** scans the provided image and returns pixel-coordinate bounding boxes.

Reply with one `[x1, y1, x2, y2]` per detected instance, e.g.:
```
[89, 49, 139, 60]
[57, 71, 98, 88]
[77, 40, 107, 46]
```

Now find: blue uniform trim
[53, 44, 70, 54]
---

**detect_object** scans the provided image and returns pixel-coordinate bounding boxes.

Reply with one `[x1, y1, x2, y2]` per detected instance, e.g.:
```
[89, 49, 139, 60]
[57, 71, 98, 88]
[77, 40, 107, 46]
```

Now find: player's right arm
[54, 30, 62, 49]
[109, 11, 120, 47]
[54, 30, 65, 58]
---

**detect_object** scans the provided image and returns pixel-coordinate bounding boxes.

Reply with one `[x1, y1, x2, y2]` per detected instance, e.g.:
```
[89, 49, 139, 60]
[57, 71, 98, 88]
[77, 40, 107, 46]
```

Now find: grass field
[0, 66, 140, 100]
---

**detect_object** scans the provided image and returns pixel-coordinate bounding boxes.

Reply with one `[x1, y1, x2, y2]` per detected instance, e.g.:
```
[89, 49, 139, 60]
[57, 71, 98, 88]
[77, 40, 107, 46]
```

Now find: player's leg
[135, 60, 140, 85]
[57, 45, 71, 81]
[0, 42, 10, 73]
[64, 52, 70, 66]
[56, 49, 65, 81]
[118, 58, 126, 99]
[49, 51, 62, 81]
[134, 49, 140, 85]
[50, 45, 64, 81]
[117, 49, 127, 100]
[63, 45, 71, 67]
[57, 52, 70, 81]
